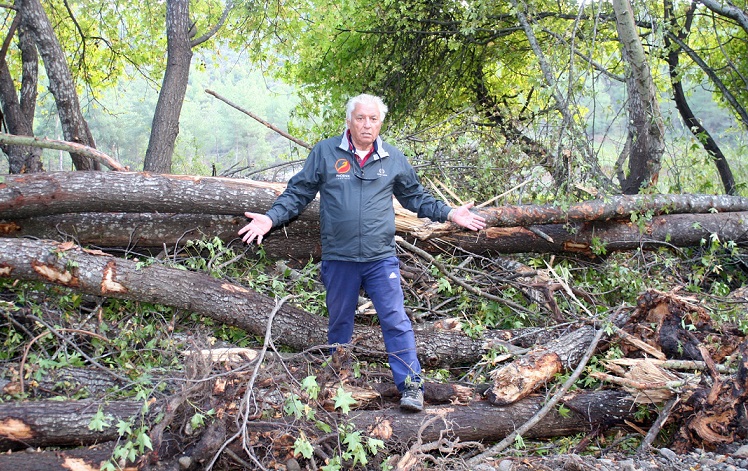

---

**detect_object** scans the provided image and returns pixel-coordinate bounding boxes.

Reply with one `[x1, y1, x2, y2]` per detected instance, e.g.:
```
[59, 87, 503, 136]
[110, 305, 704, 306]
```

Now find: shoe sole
[399, 400, 423, 412]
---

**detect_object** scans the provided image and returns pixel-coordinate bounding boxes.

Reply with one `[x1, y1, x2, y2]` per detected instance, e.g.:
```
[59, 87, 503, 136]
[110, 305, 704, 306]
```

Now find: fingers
[455, 202, 487, 232]
[239, 212, 270, 245]
[240, 223, 263, 244]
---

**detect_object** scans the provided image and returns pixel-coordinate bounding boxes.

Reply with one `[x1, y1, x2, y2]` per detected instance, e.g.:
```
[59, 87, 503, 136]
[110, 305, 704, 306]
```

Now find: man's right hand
[238, 212, 273, 245]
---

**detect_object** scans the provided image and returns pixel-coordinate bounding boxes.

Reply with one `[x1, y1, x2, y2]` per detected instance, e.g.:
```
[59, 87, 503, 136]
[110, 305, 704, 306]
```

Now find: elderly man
[239, 93, 485, 411]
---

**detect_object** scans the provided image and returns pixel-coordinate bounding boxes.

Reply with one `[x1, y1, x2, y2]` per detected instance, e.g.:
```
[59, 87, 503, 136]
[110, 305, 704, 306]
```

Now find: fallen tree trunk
[3, 172, 747, 222]
[449, 193, 748, 229]
[0, 171, 304, 219]
[0, 399, 142, 450]
[3, 173, 748, 257]
[429, 211, 748, 256]
[0, 390, 640, 453]
[0, 238, 501, 367]
[355, 389, 641, 444]
[0, 442, 129, 471]
[3, 210, 747, 259]
[1, 212, 321, 260]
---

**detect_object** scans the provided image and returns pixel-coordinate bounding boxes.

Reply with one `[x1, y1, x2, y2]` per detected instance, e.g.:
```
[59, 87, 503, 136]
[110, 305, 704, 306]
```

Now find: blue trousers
[320, 256, 421, 391]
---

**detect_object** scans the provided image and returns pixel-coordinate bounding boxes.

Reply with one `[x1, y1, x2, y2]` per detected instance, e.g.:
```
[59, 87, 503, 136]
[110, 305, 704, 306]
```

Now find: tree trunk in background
[664, 0, 736, 195]
[612, 0, 665, 194]
[0, 8, 42, 173]
[143, 0, 193, 173]
[0, 11, 44, 173]
[18, 0, 99, 171]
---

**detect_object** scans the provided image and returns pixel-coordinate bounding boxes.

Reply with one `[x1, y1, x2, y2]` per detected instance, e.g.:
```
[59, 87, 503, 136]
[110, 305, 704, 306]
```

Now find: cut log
[485, 325, 595, 406]
[0, 238, 512, 368]
[2, 172, 748, 257]
[249, 389, 641, 447]
[3, 172, 747, 223]
[0, 390, 641, 453]
[439, 193, 748, 230]
[0, 171, 310, 219]
[2, 212, 321, 260]
[431, 211, 748, 256]
[3, 210, 747, 259]
[0, 400, 142, 450]
[0, 442, 130, 471]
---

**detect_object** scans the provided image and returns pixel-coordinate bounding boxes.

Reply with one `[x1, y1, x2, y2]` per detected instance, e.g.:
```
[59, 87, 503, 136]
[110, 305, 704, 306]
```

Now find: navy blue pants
[321, 256, 421, 391]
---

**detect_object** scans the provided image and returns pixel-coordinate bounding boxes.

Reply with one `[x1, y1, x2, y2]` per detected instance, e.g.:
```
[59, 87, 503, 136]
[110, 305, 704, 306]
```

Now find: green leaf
[88, 408, 112, 432]
[116, 419, 132, 436]
[136, 429, 153, 451]
[294, 432, 315, 459]
[333, 386, 357, 414]
[301, 375, 320, 400]
[367, 437, 385, 455]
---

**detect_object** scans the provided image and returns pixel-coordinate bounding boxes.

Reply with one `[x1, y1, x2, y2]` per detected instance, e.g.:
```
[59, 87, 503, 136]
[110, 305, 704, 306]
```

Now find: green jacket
[265, 132, 452, 262]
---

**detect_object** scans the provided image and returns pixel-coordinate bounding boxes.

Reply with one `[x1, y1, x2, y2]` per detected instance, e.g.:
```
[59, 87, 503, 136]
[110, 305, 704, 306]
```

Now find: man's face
[346, 102, 382, 150]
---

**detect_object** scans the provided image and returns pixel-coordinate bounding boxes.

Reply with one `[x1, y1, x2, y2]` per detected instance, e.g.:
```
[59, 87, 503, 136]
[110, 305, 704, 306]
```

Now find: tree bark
[0, 133, 127, 171]
[18, 0, 99, 170]
[0, 399, 142, 450]
[0, 442, 127, 471]
[0, 389, 640, 454]
[143, 0, 192, 173]
[2, 172, 748, 257]
[612, 0, 665, 193]
[0, 237, 500, 368]
[0, 171, 302, 219]
[5, 209, 747, 259]
[437, 211, 748, 256]
[143, 0, 232, 173]
[3, 171, 746, 222]
[3, 212, 322, 260]
[664, 0, 736, 195]
[0, 10, 43, 174]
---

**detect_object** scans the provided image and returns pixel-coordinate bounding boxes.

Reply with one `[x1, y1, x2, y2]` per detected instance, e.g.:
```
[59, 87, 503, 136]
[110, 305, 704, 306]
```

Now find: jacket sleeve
[265, 147, 324, 227]
[393, 158, 452, 223]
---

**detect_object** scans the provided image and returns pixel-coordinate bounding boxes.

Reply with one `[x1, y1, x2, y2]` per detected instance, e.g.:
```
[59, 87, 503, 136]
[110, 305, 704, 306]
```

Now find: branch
[665, 32, 748, 130]
[395, 236, 536, 316]
[191, 1, 234, 47]
[0, 133, 126, 171]
[205, 89, 312, 150]
[698, 0, 748, 35]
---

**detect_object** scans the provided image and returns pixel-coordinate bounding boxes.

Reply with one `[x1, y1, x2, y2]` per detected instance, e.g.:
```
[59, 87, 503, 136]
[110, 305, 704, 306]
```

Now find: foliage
[284, 375, 385, 469]
[235, 0, 748, 196]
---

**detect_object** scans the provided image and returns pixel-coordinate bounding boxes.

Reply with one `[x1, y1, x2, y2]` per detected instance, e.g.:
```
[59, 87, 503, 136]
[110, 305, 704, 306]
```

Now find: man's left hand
[450, 203, 487, 231]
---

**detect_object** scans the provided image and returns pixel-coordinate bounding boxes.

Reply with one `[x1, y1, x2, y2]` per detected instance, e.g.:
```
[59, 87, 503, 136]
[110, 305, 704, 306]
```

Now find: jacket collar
[338, 129, 390, 160]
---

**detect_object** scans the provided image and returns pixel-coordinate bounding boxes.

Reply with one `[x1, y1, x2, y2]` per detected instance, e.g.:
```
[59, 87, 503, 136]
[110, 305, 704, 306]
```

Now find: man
[239, 94, 486, 412]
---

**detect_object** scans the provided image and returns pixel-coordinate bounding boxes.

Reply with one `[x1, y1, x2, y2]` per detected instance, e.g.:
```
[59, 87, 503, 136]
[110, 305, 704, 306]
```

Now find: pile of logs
[1, 171, 748, 469]
[0, 236, 746, 469]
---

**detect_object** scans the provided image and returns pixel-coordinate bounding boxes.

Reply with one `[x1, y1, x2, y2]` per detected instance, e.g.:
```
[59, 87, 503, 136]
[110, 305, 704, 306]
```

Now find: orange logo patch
[335, 159, 351, 174]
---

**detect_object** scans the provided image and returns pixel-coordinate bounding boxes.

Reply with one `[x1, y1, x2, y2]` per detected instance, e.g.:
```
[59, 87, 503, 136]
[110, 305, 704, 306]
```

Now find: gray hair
[345, 94, 388, 123]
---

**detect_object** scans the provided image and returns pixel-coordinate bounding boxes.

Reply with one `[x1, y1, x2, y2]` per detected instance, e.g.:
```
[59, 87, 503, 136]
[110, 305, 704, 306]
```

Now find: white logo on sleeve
[389, 272, 397, 279]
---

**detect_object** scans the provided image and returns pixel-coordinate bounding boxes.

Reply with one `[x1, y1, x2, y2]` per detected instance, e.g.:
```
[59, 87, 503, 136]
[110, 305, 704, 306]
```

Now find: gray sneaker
[399, 383, 424, 412]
